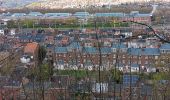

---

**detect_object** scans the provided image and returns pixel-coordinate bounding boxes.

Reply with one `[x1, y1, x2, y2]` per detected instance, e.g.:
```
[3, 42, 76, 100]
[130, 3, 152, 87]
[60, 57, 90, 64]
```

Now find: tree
[38, 46, 47, 64]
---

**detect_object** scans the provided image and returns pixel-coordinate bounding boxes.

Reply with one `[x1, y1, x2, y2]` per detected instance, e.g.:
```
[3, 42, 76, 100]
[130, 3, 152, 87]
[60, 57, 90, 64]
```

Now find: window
[112, 48, 116, 52]
[145, 56, 148, 59]
[113, 54, 116, 58]
[138, 60, 141, 64]
[155, 56, 158, 59]
[113, 60, 116, 64]
[133, 56, 137, 59]
[123, 55, 125, 58]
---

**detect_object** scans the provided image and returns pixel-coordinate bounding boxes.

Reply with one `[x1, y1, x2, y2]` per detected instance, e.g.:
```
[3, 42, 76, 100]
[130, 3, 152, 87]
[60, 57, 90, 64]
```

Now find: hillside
[26, 0, 169, 9]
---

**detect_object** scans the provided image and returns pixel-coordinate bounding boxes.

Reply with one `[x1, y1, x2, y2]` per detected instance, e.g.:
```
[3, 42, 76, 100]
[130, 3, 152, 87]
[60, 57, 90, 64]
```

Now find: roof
[141, 84, 152, 95]
[45, 13, 71, 17]
[131, 63, 139, 68]
[128, 48, 160, 56]
[69, 81, 91, 93]
[28, 12, 43, 16]
[83, 47, 98, 54]
[55, 47, 68, 53]
[0, 76, 21, 87]
[101, 47, 111, 54]
[24, 42, 38, 54]
[160, 43, 170, 50]
[112, 43, 127, 49]
[73, 12, 90, 18]
[74, 12, 89, 15]
[68, 42, 82, 49]
[51, 75, 69, 88]
[95, 13, 124, 17]
[123, 75, 139, 87]
[12, 13, 26, 17]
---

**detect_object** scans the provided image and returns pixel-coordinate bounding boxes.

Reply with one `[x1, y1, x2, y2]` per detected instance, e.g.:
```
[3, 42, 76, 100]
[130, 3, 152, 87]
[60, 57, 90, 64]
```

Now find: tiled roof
[24, 42, 38, 54]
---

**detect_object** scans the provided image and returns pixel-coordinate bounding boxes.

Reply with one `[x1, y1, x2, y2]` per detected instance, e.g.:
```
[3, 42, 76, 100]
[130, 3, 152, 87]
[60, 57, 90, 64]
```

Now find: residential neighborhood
[0, 1, 170, 100]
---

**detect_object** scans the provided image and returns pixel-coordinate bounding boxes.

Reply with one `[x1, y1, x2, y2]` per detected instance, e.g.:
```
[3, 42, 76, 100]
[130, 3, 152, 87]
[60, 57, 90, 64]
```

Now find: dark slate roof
[46, 44, 54, 48]
[160, 43, 170, 50]
[69, 82, 91, 93]
[116, 63, 125, 67]
[83, 47, 98, 54]
[128, 48, 160, 56]
[112, 43, 127, 49]
[123, 74, 139, 87]
[95, 13, 124, 17]
[57, 60, 64, 65]
[68, 42, 82, 49]
[0, 76, 21, 87]
[24, 82, 51, 90]
[141, 84, 152, 96]
[51, 75, 69, 88]
[100, 47, 112, 54]
[32, 33, 45, 42]
[55, 47, 68, 53]
[131, 64, 139, 68]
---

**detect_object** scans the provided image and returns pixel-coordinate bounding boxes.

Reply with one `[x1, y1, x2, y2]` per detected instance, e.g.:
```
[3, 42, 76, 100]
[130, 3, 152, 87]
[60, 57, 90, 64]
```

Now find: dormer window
[112, 48, 116, 52]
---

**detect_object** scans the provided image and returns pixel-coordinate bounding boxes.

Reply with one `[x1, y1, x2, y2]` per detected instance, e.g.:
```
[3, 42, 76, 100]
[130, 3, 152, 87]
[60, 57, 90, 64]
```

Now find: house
[46, 44, 54, 61]
[69, 81, 92, 99]
[140, 84, 153, 100]
[54, 47, 68, 70]
[130, 63, 140, 72]
[128, 48, 160, 67]
[0, 76, 22, 100]
[122, 74, 140, 100]
[92, 82, 123, 99]
[0, 20, 7, 26]
[0, 29, 4, 35]
[44, 34, 55, 45]
[23, 42, 39, 60]
[46, 75, 70, 100]
[160, 43, 170, 54]
[120, 11, 152, 26]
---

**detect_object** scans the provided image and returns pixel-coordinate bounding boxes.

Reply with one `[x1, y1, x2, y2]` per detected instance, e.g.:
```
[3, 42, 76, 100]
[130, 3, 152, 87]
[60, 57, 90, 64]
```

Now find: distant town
[0, 1, 170, 100]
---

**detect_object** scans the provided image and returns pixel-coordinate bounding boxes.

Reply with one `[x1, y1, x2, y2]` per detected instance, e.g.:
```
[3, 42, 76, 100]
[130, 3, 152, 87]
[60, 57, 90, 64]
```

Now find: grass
[54, 69, 123, 83]
[7, 20, 129, 29]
